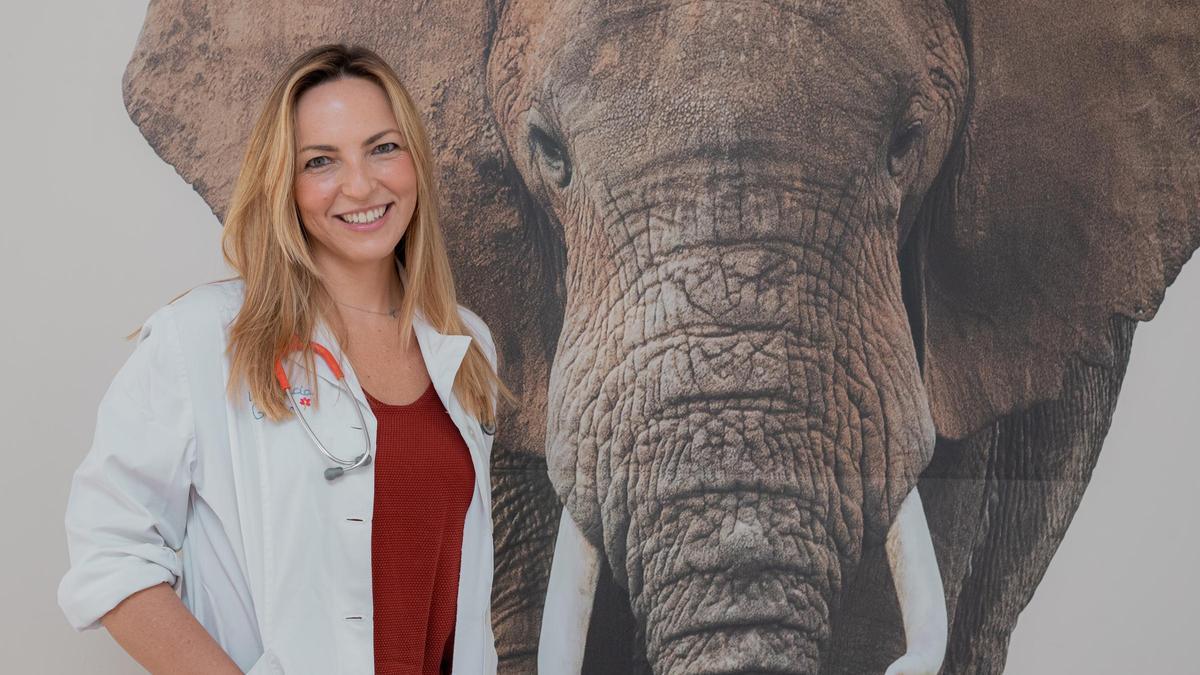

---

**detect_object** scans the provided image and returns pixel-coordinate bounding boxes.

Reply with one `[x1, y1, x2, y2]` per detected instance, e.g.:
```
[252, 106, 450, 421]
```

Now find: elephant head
[125, 0, 1200, 673]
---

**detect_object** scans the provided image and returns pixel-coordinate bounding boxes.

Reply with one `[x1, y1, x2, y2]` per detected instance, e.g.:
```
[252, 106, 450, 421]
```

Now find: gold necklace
[335, 300, 400, 319]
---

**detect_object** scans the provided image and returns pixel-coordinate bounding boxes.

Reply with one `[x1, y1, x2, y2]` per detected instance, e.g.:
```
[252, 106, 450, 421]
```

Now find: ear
[920, 1, 1200, 439]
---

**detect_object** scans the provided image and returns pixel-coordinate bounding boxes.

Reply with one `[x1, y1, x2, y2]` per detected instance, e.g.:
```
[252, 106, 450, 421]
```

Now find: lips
[336, 203, 390, 224]
[333, 202, 392, 231]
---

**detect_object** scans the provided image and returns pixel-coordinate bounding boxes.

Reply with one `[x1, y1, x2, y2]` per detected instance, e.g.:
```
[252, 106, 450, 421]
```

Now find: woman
[58, 44, 513, 674]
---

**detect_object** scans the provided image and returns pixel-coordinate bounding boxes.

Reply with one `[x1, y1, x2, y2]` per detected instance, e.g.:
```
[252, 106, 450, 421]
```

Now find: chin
[350, 245, 403, 266]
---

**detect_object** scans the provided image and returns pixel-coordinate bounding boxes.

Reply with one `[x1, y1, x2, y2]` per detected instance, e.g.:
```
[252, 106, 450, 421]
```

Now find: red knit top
[366, 381, 475, 675]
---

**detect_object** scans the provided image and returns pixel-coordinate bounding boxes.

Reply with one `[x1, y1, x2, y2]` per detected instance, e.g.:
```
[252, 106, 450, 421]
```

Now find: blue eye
[304, 156, 331, 170]
[373, 142, 400, 154]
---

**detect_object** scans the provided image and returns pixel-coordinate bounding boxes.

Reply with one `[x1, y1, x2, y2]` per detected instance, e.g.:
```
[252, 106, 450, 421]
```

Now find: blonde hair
[221, 43, 513, 423]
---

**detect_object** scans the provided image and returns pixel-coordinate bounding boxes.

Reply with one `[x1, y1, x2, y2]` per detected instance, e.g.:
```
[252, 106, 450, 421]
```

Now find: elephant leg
[941, 316, 1137, 674]
[826, 316, 1136, 674]
[491, 458, 563, 673]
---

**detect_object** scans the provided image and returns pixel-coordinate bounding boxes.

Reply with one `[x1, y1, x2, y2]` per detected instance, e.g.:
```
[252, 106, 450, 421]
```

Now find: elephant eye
[887, 121, 924, 176]
[529, 124, 572, 189]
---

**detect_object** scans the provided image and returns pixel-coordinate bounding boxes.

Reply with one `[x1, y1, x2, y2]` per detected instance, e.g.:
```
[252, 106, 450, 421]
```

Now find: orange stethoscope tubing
[275, 341, 373, 481]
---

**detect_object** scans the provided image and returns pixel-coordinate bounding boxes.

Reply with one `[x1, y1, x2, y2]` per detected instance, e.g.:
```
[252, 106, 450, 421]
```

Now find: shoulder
[167, 279, 245, 323]
[135, 279, 244, 355]
[456, 304, 491, 337]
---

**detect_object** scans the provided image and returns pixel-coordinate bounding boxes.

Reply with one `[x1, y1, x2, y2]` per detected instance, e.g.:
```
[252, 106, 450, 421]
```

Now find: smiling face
[292, 76, 417, 271]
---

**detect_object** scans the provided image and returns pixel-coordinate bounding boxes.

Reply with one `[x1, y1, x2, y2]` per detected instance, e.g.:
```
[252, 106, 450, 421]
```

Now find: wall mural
[124, 1, 1200, 673]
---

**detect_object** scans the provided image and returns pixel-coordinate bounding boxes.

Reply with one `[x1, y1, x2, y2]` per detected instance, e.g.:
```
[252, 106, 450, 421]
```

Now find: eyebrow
[298, 129, 402, 154]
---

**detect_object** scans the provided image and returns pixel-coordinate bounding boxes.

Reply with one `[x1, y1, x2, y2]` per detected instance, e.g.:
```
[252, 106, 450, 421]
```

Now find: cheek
[293, 174, 335, 226]
[381, 155, 418, 197]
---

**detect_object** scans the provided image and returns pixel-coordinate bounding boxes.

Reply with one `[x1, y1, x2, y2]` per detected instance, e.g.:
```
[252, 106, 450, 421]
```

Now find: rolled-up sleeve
[58, 304, 196, 630]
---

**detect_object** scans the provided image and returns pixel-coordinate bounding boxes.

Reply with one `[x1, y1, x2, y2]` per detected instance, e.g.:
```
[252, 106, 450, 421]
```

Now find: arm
[102, 584, 241, 675]
[59, 306, 239, 671]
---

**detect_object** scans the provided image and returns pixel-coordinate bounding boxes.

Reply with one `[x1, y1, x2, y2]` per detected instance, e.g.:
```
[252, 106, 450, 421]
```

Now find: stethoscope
[275, 341, 496, 482]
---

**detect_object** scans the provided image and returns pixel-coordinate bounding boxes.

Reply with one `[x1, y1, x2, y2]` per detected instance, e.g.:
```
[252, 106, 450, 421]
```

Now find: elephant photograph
[121, 0, 1198, 673]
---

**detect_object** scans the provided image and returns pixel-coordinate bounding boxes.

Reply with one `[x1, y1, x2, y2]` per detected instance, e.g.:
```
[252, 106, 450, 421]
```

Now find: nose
[340, 159, 376, 200]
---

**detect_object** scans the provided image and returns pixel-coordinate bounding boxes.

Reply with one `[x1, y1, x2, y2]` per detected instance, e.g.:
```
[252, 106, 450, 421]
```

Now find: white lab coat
[58, 278, 498, 674]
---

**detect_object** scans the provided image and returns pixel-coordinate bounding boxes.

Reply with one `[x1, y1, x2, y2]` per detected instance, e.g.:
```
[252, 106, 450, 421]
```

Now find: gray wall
[0, 1, 1195, 672]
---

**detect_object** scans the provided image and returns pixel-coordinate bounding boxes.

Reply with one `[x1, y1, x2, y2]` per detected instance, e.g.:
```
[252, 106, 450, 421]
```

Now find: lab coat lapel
[396, 258, 474, 404]
[411, 310, 489, 509]
[411, 310, 472, 409]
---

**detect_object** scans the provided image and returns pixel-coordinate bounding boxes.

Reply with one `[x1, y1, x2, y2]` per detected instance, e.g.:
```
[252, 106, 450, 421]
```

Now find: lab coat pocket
[245, 648, 284, 675]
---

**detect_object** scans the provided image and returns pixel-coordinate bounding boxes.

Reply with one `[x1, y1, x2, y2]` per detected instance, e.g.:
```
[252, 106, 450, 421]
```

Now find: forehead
[537, 0, 926, 158]
[540, 0, 925, 109]
[548, 0, 911, 54]
[293, 76, 397, 142]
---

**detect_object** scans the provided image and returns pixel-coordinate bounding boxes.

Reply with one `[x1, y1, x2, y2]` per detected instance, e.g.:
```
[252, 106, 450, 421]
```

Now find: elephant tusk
[538, 508, 602, 675]
[884, 488, 947, 675]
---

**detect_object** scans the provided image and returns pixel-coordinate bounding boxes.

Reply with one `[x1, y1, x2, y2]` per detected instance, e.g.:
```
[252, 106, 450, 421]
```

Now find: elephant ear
[922, 0, 1200, 439]
[127, 1, 494, 218]
[125, 1, 562, 404]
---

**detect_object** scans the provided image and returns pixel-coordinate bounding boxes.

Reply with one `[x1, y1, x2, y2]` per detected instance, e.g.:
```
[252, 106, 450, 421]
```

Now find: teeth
[340, 205, 386, 224]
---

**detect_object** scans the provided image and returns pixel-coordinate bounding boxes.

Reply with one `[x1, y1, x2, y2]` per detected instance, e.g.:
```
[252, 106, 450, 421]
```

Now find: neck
[314, 251, 403, 314]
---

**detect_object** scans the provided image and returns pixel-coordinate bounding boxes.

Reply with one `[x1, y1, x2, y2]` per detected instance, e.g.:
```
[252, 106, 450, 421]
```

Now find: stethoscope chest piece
[323, 453, 371, 481]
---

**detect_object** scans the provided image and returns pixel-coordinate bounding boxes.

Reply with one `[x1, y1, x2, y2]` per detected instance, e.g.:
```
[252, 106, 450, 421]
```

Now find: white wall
[0, 2, 229, 671]
[0, 1, 1195, 672]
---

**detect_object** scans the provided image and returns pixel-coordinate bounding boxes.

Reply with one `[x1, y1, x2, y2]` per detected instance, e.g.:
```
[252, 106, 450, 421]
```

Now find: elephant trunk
[630, 478, 842, 674]
[543, 195, 939, 671]
[536, 490, 948, 675]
